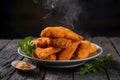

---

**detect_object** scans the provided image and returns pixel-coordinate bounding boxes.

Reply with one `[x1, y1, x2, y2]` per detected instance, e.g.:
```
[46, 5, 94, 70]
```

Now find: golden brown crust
[33, 37, 52, 48]
[74, 40, 92, 59]
[89, 44, 97, 54]
[57, 41, 80, 60]
[40, 26, 83, 41]
[33, 37, 72, 48]
[46, 54, 56, 60]
[51, 38, 72, 48]
[34, 47, 61, 59]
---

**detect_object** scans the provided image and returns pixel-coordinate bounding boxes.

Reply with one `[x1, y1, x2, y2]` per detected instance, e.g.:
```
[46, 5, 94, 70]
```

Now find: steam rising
[33, 0, 82, 31]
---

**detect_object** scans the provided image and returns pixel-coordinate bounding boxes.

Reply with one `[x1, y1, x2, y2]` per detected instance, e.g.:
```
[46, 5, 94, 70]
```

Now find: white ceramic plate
[17, 43, 103, 68]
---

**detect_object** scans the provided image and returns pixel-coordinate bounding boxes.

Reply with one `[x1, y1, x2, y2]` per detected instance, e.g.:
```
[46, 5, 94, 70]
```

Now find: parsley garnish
[76, 54, 113, 75]
[18, 37, 36, 56]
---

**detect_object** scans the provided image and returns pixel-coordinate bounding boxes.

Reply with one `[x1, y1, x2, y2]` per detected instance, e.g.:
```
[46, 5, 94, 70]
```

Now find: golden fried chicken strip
[46, 54, 56, 60]
[33, 37, 72, 48]
[88, 43, 97, 57]
[51, 38, 72, 48]
[34, 47, 61, 59]
[40, 26, 83, 41]
[75, 40, 92, 59]
[58, 41, 80, 60]
[90, 44, 97, 54]
[33, 37, 51, 48]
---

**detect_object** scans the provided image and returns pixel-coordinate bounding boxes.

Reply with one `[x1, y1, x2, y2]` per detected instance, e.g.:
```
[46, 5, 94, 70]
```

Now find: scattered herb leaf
[76, 53, 113, 75]
[18, 37, 36, 56]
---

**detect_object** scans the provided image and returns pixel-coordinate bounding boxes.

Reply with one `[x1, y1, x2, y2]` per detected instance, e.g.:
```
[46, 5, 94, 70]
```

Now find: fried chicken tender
[33, 37, 52, 48]
[89, 43, 97, 54]
[34, 47, 61, 59]
[31, 51, 39, 58]
[75, 40, 92, 59]
[58, 41, 80, 60]
[51, 38, 72, 48]
[46, 54, 56, 60]
[33, 37, 72, 48]
[40, 26, 83, 41]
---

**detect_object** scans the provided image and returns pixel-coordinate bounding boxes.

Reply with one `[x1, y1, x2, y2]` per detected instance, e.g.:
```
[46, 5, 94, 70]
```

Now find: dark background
[1, 0, 120, 39]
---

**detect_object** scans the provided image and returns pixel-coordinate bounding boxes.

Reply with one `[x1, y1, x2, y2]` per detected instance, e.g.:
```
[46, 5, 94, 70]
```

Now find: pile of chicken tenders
[32, 26, 97, 60]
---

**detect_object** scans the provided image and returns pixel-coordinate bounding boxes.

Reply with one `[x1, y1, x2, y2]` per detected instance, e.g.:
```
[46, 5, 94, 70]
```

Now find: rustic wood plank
[93, 37, 120, 61]
[25, 58, 46, 80]
[44, 68, 73, 80]
[105, 60, 120, 80]
[0, 39, 20, 58]
[109, 37, 120, 79]
[74, 70, 108, 80]
[92, 37, 120, 80]
[0, 39, 11, 50]
[0, 39, 24, 80]
[9, 57, 46, 80]
[33, 67, 46, 80]
[110, 37, 120, 56]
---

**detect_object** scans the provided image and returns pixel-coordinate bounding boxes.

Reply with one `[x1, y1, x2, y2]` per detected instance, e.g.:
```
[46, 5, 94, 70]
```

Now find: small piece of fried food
[89, 43, 97, 54]
[31, 51, 39, 58]
[46, 54, 56, 60]
[34, 47, 61, 59]
[40, 26, 83, 41]
[75, 40, 92, 59]
[51, 38, 72, 48]
[33, 37, 51, 48]
[57, 41, 80, 60]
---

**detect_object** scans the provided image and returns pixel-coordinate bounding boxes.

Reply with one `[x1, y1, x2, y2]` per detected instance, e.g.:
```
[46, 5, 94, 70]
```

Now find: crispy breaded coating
[89, 44, 97, 54]
[33, 37, 52, 48]
[40, 26, 83, 41]
[51, 38, 72, 48]
[46, 54, 56, 60]
[31, 51, 39, 58]
[33, 37, 72, 48]
[75, 40, 92, 59]
[34, 47, 61, 59]
[58, 41, 80, 60]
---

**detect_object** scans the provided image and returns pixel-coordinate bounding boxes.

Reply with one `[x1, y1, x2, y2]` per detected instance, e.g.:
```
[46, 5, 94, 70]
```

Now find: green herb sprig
[76, 54, 113, 75]
[18, 37, 36, 56]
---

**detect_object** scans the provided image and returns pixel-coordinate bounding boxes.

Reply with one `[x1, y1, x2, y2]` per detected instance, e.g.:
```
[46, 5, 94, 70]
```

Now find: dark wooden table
[0, 37, 120, 80]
